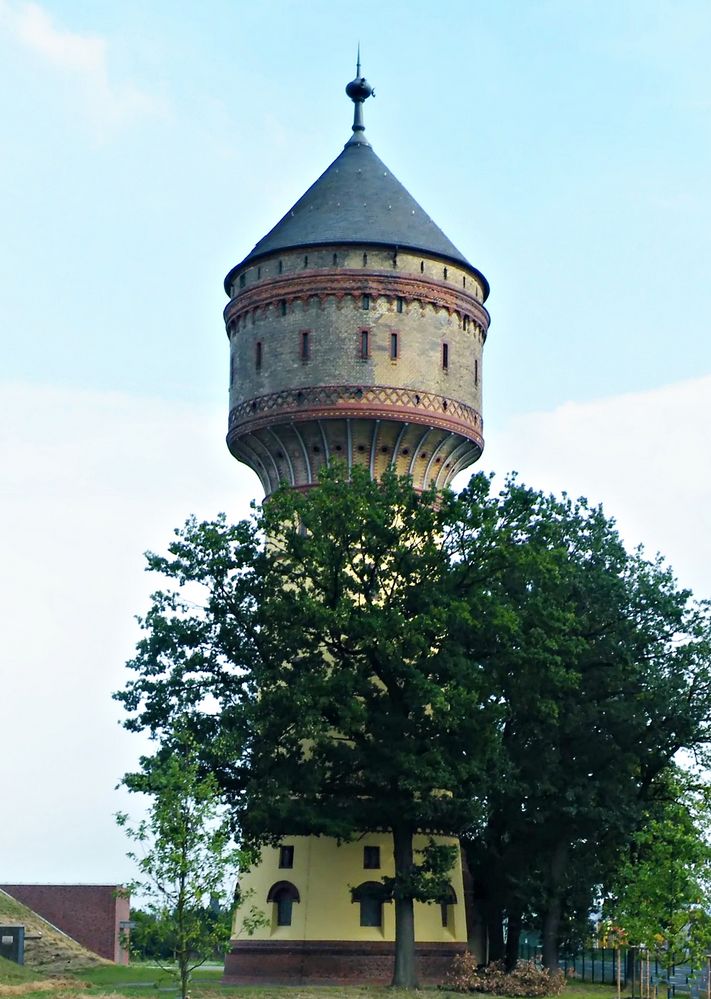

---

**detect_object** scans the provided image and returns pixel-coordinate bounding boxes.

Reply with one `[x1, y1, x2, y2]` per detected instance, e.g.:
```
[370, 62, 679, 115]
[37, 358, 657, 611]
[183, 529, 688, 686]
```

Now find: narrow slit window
[278, 259, 283, 273]
[396, 297, 404, 314]
[420, 260, 424, 273]
[390, 332, 399, 360]
[239, 273, 246, 288]
[442, 342, 449, 370]
[333, 252, 338, 266]
[362, 252, 368, 266]
[303, 255, 308, 268]
[443, 266, 448, 280]
[257, 265, 261, 279]
[475, 358, 479, 386]
[463, 316, 469, 331]
[280, 299, 287, 316]
[362, 293, 370, 310]
[360, 329, 369, 359]
[256, 341, 263, 370]
[300, 330, 310, 361]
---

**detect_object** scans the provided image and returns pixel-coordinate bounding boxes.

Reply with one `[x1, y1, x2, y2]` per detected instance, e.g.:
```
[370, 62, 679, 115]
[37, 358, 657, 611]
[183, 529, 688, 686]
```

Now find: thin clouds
[481, 375, 711, 599]
[0, 0, 166, 131]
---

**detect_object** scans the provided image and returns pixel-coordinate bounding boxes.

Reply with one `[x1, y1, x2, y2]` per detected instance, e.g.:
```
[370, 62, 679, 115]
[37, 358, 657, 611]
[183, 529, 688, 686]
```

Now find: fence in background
[518, 943, 710, 998]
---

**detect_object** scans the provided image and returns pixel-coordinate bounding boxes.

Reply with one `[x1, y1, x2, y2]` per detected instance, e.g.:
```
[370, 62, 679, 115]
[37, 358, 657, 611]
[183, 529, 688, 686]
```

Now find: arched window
[267, 880, 300, 927]
[439, 884, 457, 928]
[352, 881, 389, 928]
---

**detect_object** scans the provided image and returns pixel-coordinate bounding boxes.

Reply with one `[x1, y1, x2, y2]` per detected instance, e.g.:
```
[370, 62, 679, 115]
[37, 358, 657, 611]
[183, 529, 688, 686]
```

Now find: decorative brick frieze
[224, 269, 490, 335]
[228, 384, 483, 440]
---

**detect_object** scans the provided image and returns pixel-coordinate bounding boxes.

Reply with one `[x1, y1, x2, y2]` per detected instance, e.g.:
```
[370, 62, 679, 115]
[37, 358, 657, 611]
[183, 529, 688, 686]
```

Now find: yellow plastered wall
[233, 832, 466, 944]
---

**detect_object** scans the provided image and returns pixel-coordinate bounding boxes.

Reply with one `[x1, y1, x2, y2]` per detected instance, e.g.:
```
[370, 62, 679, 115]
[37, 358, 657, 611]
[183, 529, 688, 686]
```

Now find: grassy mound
[0, 891, 108, 974]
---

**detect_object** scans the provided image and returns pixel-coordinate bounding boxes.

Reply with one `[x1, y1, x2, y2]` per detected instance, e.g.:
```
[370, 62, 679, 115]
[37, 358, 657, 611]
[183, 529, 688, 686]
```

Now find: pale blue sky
[3, 0, 711, 424]
[1, 1, 710, 886]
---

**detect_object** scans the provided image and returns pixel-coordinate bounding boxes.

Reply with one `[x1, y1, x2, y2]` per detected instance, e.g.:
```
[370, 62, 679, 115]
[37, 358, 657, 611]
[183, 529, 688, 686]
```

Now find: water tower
[222, 62, 491, 984]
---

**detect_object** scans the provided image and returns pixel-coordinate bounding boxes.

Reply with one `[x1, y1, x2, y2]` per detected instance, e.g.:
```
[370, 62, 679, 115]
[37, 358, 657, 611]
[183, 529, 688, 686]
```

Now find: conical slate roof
[225, 66, 488, 297]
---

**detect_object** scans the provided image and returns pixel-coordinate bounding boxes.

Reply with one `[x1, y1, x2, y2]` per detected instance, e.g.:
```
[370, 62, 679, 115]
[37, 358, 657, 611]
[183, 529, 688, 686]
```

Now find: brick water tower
[222, 62, 491, 983]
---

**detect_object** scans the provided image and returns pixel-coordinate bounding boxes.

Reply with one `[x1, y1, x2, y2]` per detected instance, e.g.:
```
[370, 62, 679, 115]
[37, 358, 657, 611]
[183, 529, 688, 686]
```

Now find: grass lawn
[0, 958, 622, 999]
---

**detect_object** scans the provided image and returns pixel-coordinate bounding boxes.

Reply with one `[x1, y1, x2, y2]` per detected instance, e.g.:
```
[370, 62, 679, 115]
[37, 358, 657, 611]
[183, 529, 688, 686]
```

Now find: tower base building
[221, 63, 491, 984]
[225, 834, 467, 984]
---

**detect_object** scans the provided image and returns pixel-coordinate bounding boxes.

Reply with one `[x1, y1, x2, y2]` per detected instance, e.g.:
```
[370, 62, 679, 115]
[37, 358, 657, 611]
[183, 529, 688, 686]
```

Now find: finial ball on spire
[346, 76, 374, 103]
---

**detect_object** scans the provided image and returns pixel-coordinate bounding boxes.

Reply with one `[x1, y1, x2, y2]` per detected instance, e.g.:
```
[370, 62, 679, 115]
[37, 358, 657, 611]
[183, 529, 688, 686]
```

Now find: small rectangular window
[441, 902, 449, 927]
[443, 266, 448, 280]
[363, 846, 380, 869]
[390, 333, 398, 361]
[463, 316, 469, 331]
[279, 845, 294, 869]
[396, 297, 404, 314]
[303, 254, 308, 268]
[278, 259, 283, 273]
[257, 266, 261, 279]
[360, 329, 369, 359]
[280, 299, 287, 316]
[333, 252, 338, 266]
[255, 341, 262, 370]
[300, 330, 310, 361]
[442, 342, 449, 370]
[475, 358, 479, 386]
[239, 273, 246, 288]
[362, 293, 370, 310]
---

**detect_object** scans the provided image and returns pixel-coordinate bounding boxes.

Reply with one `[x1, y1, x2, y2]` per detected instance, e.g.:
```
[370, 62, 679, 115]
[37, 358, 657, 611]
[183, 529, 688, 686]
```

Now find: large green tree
[454, 479, 711, 969]
[117, 467, 711, 984]
[118, 467, 499, 988]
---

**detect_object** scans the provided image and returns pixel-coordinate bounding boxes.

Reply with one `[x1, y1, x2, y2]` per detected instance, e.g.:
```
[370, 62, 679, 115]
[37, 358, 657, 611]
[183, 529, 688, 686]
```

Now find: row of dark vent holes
[239, 256, 467, 288]
[232, 298, 476, 331]
[271, 443, 451, 467]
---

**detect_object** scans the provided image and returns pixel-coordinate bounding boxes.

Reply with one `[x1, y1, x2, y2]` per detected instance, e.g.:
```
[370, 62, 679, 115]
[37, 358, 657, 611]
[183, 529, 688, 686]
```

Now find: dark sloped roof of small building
[225, 133, 488, 296]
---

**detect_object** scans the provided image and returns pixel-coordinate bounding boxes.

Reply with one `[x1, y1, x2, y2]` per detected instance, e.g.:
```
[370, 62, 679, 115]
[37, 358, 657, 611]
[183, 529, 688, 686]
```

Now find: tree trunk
[485, 899, 505, 963]
[392, 824, 419, 989]
[505, 909, 522, 972]
[541, 841, 569, 971]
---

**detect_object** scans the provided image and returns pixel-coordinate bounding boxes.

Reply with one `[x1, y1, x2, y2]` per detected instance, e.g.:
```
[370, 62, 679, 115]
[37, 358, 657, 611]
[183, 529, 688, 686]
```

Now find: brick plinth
[223, 939, 464, 985]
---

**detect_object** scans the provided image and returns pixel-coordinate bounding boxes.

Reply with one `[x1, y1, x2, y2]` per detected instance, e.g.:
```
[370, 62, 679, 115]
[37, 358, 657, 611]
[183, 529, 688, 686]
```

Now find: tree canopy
[117, 466, 711, 985]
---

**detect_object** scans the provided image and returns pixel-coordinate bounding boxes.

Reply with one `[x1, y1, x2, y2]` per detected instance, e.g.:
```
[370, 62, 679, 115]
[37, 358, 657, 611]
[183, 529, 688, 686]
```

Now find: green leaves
[117, 735, 263, 998]
[116, 463, 711, 972]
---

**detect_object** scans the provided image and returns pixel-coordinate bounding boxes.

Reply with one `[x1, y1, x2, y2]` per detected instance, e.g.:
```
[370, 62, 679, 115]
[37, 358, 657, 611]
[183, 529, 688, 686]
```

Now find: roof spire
[345, 47, 374, 146]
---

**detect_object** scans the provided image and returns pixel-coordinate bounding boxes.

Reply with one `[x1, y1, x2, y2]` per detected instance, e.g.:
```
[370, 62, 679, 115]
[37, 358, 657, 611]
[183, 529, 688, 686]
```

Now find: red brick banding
[224, 268, 490, 333]
[223, 938, 464, 985]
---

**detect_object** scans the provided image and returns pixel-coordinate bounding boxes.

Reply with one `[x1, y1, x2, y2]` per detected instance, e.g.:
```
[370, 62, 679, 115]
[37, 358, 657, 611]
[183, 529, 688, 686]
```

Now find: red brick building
[0, 884, 130, 963]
